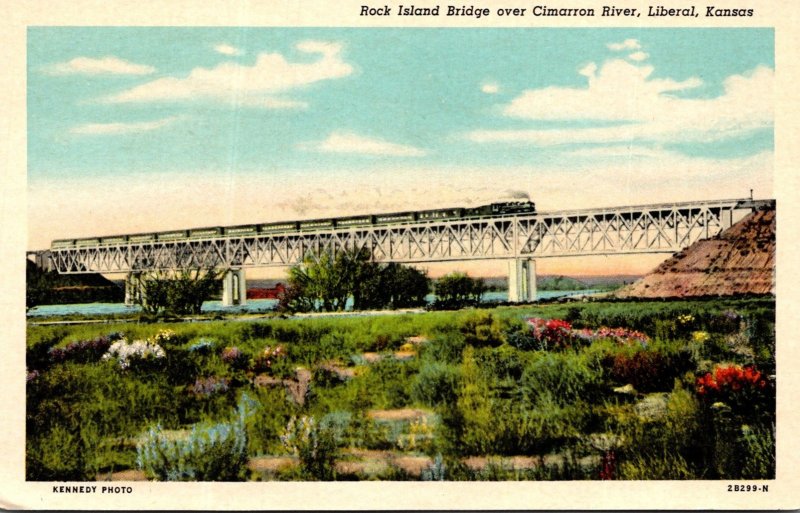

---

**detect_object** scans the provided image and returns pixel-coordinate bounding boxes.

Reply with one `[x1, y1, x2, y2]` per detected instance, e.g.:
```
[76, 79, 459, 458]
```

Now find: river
[26, 289, 602, 318]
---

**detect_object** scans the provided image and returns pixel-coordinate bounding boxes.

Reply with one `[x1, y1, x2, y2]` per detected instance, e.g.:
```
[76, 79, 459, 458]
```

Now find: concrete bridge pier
[508, 258, 537, 303]
[124, 272, 143, 306]
[222, 268, 247, 307]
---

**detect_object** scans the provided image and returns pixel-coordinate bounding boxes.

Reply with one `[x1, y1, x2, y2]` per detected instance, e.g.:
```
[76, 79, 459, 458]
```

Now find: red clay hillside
[615, 206, 775, 299]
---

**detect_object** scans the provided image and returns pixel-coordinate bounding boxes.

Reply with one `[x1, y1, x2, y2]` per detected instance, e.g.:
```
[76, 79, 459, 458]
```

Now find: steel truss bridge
[40, 197, 771, 304]
[48, 198, 769, 274]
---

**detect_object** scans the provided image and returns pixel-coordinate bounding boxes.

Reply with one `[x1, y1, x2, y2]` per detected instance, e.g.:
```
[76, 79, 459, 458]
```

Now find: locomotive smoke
[503, 189, 531, 200]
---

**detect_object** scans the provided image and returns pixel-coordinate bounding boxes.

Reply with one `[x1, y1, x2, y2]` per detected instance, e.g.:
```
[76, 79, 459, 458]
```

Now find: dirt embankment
[615, 207, 775, 299]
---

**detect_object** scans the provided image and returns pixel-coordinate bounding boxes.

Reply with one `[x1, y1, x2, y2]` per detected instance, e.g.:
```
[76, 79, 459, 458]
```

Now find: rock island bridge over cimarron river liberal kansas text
[28, 197, 774, 306]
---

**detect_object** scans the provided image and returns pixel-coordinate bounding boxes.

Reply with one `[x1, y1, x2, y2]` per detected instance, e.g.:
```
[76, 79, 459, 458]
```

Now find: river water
[26, 290, 600, 318]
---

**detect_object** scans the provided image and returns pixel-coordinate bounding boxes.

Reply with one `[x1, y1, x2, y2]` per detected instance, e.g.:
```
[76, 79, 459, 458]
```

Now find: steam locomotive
[52, 200, 536, 249]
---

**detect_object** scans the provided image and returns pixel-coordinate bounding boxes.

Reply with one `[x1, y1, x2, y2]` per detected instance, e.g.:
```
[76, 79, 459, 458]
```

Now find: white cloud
[46, 56, 155, 75]
[69, 116, 180, 136]
[103, 40, 353, 107]
[214, 43, 243, 56]
[628, 51, 649, 62]
[308, 131, 426, 157]
[467, 62, 772, 146]
[481, 82, 500, 94]
[578, 62, 597, 78]
[607, 39, 641, 51]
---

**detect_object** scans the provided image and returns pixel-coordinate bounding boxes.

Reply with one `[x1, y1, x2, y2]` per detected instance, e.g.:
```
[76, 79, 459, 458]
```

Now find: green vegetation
[432, 272, 486, 310]
[279, 249, 430, 313]
[26, 297, 775, 481]
[135, 268, 221, 317]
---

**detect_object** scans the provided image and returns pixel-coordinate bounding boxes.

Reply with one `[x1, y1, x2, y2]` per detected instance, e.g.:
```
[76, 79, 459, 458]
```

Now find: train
[51, 200, 536, 249]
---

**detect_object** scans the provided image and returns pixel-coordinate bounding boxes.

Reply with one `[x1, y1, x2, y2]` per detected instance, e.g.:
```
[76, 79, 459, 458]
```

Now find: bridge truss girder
[50, 199, 750, 274]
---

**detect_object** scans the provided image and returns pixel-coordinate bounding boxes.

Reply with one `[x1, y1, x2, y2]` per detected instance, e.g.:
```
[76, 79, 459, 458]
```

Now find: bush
[506, 329, 540, 351]
[526, 318, 575, 350]
[604, 349, 691, 393]
[27, 361, 185, 479]
[221, 346, 250, 370]
[421, 454, 447, 481]
[102, 338, 166, 371]
[453, 346, 495, 455]
[521, 352, 601, 404]
[421, 335, 466, 365]
[739, 424, 775, 479]
[696, 364, 773, 423]
[243, 387, 298, 456]
[252, 344, 286, 373]
[136, 396, 252, 481]
[412, 362, 460, 407]
[459, 311, 504, 347]
[280, 416, 338, 480]
[26, 423, 99, 481]
[47, 332, 124, 366]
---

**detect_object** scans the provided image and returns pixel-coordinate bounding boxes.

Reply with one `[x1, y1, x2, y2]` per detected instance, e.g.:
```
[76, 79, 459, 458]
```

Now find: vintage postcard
[2, 0, 798, 509]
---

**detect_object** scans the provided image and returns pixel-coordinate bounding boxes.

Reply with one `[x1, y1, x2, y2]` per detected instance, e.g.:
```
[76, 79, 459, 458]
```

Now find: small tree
[383, 263, 430, 308]
[136, 268, 221, 316]
[433, 272, 486, 310]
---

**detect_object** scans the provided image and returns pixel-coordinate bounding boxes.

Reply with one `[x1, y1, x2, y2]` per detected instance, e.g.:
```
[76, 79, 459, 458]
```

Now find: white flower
[102, 337, 166, 369]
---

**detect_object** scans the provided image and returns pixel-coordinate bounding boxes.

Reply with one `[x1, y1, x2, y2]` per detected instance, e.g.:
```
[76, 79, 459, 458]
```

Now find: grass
[26, 297, 775, 481]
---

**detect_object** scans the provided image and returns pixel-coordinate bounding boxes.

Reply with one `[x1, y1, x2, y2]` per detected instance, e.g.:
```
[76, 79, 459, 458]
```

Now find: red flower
[696, 364, 766, 397]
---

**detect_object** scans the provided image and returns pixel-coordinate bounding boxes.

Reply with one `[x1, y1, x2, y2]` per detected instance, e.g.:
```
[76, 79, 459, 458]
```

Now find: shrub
[420, 454, 447, 481]
[492, 394, 591, 454]
[221, 346, 249, 370]
[136, 395, 252, 481]
[421, 335, 466, 365]
[454, 346, 495, 455]
[187, 337, 216, 355]
[516, 318, 650, 351]
[243, 387, 298, 456]
[26, 423, 97, 481]
[47, 332, 124, 366]
[739, 424, 775, 479]
[412, 362, 460, 407]
[476, 345, 528, 383]
[459, 311, 503, 347]
[696, 364, 770, 417]
[280, 416, 338, 480]
[707, 310, 742, 334]
[136, 421, 248, 481]
[573, 326, 650, 347]
[253, 344, 286, 373]
[190, 376, 230, 397]
[604, 349, 691, 393]
[521, 352, 601, 404]
[506, 329, 540, 351]
[102, 338, 166, 370]
[526, 318, 574, 350]
[319, 411, 353, 447]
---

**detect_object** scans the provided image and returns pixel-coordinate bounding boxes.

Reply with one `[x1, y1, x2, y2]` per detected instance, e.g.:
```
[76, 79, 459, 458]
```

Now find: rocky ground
[615, 207, 775, 298]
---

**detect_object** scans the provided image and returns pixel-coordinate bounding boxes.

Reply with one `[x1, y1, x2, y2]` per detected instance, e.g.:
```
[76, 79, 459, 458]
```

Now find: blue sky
[27, 28, 774, 275]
